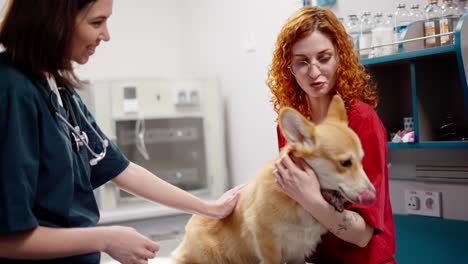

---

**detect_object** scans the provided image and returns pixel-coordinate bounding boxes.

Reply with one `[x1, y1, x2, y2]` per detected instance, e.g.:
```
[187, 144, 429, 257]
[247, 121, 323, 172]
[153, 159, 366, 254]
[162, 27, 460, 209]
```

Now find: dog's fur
[172, 95, 376, 264]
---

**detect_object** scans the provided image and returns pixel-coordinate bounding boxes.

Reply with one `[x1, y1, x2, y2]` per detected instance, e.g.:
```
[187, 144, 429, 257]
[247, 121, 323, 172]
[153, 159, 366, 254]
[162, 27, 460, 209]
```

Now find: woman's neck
[307, 95, 333, 124]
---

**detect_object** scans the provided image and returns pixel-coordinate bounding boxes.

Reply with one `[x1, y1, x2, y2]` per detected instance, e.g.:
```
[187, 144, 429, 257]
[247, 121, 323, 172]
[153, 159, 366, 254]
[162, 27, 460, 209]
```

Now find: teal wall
[394, 214, 468, 264]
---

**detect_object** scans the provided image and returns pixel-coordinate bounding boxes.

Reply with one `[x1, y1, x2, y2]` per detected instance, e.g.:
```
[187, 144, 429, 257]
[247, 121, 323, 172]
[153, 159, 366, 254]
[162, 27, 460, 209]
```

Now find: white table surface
[103, 256, 172, 264]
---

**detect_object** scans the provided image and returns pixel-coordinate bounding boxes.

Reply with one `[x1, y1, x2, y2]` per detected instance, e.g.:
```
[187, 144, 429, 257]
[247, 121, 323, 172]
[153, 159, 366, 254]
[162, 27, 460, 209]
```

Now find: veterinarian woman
[0, 1, 243, 263]
[267, 6, 396, 264]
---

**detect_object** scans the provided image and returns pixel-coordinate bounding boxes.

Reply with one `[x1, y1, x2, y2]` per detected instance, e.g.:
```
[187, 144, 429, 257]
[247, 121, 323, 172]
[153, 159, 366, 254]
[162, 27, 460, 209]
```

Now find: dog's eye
[340, 159, 352, 168]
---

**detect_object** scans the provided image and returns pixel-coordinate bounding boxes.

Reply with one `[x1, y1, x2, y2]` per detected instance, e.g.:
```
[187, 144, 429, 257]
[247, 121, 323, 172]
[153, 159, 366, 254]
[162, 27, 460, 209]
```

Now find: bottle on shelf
[359, 11, 374, 58]
[457, 0, 467, 14]
[440, 0, 461, 45]
[385, 13, 398, 53]
[394, 3, 412, 47]
[424, 0, 443, 48]
[371, 12, 395, 57]
[338, 17, 345, 25]
[409, 3, 425, 22]
[345, 14, 361, 56]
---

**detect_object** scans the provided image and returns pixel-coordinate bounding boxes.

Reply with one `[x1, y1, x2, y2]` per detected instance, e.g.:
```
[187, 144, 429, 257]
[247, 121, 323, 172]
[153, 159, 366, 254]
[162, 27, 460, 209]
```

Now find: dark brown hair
[0, 0, 96, 88]
[266, 6, 377, 120]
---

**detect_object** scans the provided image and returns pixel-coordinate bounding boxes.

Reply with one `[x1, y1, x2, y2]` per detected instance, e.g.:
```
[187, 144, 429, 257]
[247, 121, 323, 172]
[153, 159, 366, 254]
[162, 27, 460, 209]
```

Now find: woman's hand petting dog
[204, 183, 246, 219]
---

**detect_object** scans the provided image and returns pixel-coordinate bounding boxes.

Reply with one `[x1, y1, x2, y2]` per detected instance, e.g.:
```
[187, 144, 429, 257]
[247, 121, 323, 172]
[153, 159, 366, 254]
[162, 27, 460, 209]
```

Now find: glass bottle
[345, 14, 361, 55]
[359, 12, 374, 59]
[457, 0, 467, 14]
[385, 14, 397, 53]
[394, 3, 412, 43]
[440, 0, 460, 45]
[338, 17, 345, 25]
[409, 3, 425, 22]
[371, 12, 394, 57]
[424, 0, 442, 48]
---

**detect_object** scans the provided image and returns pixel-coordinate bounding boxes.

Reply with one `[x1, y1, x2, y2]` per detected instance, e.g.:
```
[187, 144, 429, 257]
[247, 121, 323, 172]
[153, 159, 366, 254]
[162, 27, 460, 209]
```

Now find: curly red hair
[266, 6, 377, 120]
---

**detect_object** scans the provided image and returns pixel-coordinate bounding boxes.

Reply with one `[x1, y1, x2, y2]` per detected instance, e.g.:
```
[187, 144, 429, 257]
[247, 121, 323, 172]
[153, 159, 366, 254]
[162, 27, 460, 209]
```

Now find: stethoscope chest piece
[70, 126, 89, 153]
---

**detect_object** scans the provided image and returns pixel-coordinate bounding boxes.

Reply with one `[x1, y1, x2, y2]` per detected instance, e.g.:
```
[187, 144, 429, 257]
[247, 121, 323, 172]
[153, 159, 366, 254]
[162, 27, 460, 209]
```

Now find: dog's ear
[326, 95, 348, 124]
[279, 107, 316, 151]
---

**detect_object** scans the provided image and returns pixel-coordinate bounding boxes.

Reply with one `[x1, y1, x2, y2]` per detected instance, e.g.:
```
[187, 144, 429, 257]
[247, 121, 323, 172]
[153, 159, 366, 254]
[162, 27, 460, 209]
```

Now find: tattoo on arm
[333, 211, 358, 235]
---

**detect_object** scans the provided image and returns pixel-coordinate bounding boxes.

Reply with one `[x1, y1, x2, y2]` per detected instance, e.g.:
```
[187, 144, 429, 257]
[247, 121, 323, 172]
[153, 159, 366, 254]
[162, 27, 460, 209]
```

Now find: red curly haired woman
[267, 6, 396, 264]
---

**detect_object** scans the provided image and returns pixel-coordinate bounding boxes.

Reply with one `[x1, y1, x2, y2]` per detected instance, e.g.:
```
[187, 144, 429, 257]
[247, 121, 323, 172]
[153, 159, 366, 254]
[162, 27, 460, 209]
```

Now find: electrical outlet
[173, 88, 188, 105]
[404, 189, 421, 213]
[187, 88, 200, 105]
[408, 195, 421, 210]
[404, 189, 442, 217]
[173, 87, 200, 106]
[422, 191, 441, 217]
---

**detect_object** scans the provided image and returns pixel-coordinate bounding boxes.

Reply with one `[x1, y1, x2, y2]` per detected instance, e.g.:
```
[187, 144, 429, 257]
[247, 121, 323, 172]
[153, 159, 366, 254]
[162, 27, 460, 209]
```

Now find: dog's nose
[357, 189, 376, 204]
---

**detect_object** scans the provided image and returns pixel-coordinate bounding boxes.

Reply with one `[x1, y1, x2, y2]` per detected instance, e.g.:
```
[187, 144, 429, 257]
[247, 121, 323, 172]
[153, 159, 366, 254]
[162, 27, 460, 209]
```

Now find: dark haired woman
[0, 1, 243, 263]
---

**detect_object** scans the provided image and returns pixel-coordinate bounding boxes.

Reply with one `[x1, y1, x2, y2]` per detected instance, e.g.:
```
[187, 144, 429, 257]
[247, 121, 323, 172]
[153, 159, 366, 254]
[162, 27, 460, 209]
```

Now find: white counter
[98, 205, 189, 264]
[103, 256, 172, 264]
[99, 204, 183, 225]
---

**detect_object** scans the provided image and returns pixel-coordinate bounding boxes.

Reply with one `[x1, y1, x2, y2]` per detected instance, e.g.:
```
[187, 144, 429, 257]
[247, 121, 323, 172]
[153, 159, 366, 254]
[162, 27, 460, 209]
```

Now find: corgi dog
[172, 95, 376, 264]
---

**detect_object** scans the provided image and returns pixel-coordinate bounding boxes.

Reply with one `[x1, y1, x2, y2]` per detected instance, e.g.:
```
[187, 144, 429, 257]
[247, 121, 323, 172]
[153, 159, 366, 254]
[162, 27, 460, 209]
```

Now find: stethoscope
[34, 78, 109, 166]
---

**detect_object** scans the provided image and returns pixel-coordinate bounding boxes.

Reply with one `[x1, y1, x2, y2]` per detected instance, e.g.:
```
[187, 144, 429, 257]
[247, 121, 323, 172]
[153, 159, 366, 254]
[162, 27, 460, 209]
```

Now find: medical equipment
[85, 78, 228, 210]
[34, 79, 109, 166]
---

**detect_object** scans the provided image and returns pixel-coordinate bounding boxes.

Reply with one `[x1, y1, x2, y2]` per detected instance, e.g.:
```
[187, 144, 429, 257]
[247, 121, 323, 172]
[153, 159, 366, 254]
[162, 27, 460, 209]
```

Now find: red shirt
[277, 100, 396, 264]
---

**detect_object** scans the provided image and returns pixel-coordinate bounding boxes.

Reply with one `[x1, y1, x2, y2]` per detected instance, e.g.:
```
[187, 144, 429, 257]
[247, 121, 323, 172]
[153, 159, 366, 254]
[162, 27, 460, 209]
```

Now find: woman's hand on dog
[274, 153, 325, 209]
[204, 183, 246, 219]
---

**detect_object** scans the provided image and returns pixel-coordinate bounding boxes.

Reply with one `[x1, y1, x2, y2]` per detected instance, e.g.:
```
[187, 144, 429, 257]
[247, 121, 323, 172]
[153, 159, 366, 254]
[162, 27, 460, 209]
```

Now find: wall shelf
[361, 45, 456, 66]
[389, 141, 468, 149]
[362, 15, 468, 149]
[362, 15, 468, 182]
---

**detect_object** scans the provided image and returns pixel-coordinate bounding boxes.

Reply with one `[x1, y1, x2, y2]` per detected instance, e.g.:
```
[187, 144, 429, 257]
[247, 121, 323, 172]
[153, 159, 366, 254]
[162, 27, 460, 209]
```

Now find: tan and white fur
[172, 95, 376, 264]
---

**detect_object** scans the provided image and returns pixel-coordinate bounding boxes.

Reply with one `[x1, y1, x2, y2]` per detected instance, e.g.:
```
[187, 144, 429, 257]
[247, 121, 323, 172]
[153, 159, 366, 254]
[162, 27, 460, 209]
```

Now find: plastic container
[345, 14, 361, 55]
[359, 12, 374, 58]
[440, 0, 460, 45]
[394, 3, 412, 43]
[409, 3, 425, 22]
[424, 0, 443, 48]
[371, 12, 395, 57]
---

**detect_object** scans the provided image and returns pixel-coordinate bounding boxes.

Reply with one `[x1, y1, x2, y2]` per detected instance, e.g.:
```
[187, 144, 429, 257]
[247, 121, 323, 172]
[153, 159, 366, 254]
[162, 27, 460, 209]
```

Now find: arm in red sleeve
[347, 103, 389, 233]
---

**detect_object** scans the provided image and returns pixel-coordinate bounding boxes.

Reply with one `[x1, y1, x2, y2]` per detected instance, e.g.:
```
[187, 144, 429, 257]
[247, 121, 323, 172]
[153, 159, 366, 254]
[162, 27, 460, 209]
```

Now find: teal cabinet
[361, 15, 468, 182]
[361, 15, 468, 149]
[394, 214, 468, 264]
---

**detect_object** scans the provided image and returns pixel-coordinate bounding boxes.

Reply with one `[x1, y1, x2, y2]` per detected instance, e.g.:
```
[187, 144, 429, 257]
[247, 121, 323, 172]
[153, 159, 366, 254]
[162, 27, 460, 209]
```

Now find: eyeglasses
[288, 61, 321, 76]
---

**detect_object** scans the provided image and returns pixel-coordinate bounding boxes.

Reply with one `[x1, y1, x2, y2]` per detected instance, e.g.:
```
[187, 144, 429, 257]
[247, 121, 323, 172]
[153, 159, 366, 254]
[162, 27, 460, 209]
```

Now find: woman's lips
[310, 82, 325, 89]
[87, 47, 96, 56]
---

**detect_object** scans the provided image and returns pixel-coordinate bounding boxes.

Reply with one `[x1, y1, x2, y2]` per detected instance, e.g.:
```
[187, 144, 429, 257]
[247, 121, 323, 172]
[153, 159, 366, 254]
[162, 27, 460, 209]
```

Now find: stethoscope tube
[56, 87, 109, 166]
[31, 76, 108, 166]
[71, 95, 109, 165]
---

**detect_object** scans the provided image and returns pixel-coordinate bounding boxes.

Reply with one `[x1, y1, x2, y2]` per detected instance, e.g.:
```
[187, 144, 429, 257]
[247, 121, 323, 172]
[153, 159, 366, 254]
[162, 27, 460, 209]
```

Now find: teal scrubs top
[0, 53, 130, 263]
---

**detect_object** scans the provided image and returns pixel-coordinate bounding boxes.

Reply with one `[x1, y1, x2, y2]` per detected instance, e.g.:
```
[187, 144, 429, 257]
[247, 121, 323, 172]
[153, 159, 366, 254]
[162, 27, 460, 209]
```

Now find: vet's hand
[206, 183, 246, 219]
[273, 153, 324, 207]
[102, 226, 159, 264]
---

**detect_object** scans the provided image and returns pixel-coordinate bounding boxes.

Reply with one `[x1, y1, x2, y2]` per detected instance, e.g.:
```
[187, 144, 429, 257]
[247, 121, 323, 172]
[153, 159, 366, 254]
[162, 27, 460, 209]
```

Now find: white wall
[2, 0, 468, 220]
[0, 0, 183, 79]
[177, 0, 303, 186]
[76, 0, 183, 80]
[175, 0, 430, 186]
[0, 0, 439, 186]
